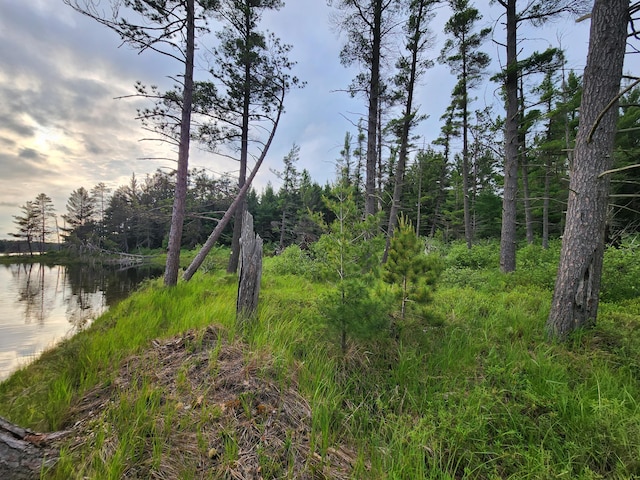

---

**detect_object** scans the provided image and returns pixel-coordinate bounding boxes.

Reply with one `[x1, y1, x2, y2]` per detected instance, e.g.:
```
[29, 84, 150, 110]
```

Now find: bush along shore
[0, 239, 639, 479]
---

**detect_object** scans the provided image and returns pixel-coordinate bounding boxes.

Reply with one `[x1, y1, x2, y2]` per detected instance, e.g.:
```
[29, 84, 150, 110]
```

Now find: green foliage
[611, 86, 640, 238]
[601, 236, 640, 302]
[62, 187, 96, 246]
[445, 239, 500, 269]
[512, 240, 561, 290]
[312, 191, 383, 280]
[440, 239, 562, 293]
[473, 190, 503, 238]
[383, 216, 443, 327]
[264, 244, 314, 276]
[10, 200, 39, 255]
[320, 277, 390, 346]
[195, 245, 230, 274]
[312, 184, 388, 351]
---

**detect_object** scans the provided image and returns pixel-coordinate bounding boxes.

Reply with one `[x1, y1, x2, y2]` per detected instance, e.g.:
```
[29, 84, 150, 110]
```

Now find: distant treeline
[0, 239, 59, 255]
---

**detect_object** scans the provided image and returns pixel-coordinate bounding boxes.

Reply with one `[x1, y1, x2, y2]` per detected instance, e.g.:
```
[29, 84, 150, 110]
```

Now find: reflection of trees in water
[64, 263, 163, 330]
[65, 291, 99, 331]
[12, 263, 56, 325]
[10, 262, 163, 329]
[65, 263, 163, 305]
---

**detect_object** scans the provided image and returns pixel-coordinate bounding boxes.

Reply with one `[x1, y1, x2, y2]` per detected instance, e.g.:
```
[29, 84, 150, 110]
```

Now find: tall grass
[0, 240, 638, 478]
[0, 271, 237, 430]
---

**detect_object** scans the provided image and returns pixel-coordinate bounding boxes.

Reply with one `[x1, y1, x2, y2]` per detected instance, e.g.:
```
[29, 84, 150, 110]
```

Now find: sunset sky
[0, 0, 596, 240]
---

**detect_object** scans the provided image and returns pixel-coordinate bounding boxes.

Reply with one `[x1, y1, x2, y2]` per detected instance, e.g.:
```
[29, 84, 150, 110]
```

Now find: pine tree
[194, 0, 301, 274]
[383, 0, 435, 263]
[383, 215, 442, 334]
[91, 183, 111, 248]
[440, 0, 491, 248]
[11, 201, 39, 256]
[62, 187, 96, 246]
[547, 0, 628, 339]
[312, 182, 388, 353]
[611, 86, 640, 238]
[33, 193, 56, 254]
[272, 144, 301, 250]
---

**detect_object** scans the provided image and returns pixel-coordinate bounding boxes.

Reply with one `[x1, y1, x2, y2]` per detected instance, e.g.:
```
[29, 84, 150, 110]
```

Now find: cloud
[0, 113, 36, 138]
[18, 148, 45, 160]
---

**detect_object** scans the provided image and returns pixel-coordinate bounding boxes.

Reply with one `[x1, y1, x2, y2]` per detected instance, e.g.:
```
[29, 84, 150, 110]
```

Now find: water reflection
[0, 262, 163, 381]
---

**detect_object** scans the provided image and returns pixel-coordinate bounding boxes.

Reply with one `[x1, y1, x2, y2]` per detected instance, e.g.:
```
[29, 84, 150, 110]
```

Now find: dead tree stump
[0, 416, 68, 479]
[236, 211, 263, 325]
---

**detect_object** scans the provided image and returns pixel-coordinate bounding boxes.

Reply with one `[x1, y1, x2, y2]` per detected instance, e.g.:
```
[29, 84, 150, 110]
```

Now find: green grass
[1, 241, 639, 478]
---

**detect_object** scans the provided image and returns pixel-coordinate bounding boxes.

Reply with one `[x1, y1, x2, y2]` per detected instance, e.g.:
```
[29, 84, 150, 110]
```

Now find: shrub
[311, 184, 388, 352]
[444, 240, 499, 269]
[512, 241, 561, 290]
[601, 236, 640, 302]
[264, 244, 314, 277]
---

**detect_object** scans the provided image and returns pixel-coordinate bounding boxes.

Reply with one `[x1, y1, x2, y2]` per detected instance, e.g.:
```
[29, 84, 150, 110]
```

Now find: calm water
[0, 262, 163, 381]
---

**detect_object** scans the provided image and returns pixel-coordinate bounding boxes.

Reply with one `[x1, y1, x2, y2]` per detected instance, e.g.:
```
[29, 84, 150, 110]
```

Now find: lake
[0, 262, 164, 381]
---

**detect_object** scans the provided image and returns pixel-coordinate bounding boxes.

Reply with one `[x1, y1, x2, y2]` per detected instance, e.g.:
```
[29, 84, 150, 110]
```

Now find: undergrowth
[0, 240, 638, 478]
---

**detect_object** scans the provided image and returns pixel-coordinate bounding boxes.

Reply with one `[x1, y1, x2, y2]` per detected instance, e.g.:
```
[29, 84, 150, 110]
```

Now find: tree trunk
[365, 0, 382, 216]
[546, 0, 627, 339]
[279, 207, 287, 251]
[383, 0, 426, 262]
[520, 77, 534, 245]
[543, 90, 554, 250]
[500, 0, 519, 272]
[430, 147, 449, 238]
[182, 92, 284, 282]
[0, 416, 68, 479]
[416, 169, 422, 236]
[164, 0, 195, 287]
[521, 160, 534, 244]
[237, 211, 263, 325]
[459, 27, 473, 250]
[462, 82, 472, 250]
[542, 155, 551, 249]
[227, 3, 253, 274]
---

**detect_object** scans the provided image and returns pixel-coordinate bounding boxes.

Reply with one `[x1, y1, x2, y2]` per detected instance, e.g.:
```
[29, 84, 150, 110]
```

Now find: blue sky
[0, 0, 596, 240]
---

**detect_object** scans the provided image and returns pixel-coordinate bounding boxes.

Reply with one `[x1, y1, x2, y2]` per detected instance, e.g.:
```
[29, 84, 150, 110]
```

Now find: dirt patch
[61, 326, 357, 479]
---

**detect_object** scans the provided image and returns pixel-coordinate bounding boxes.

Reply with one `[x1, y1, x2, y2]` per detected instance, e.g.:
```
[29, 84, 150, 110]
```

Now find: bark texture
[164, 0, 195, 286]
[546, 0, 628, 339]
[236, 211, 263, 324]
[499, 0, 519, 272]
[365, 0, 383, 216]
[0, 416, 67, 479]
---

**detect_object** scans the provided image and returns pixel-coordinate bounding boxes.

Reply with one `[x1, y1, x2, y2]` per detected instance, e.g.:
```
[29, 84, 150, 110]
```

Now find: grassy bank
[0, 241, 639, 478]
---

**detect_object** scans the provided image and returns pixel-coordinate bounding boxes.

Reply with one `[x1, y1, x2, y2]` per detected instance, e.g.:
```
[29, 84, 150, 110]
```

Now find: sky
[0, 0, 596, 240]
